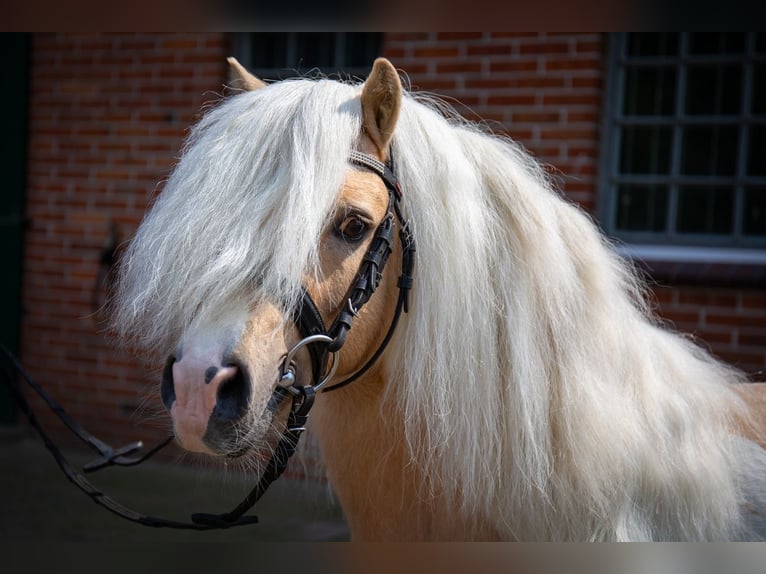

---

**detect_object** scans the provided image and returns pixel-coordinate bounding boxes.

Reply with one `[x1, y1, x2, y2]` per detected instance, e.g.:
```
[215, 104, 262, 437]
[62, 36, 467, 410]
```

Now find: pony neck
[311, 369, 499, 541]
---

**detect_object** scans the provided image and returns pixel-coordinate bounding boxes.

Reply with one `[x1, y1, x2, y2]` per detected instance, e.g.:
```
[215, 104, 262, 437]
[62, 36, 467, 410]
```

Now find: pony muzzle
[161, 355, 252, 455]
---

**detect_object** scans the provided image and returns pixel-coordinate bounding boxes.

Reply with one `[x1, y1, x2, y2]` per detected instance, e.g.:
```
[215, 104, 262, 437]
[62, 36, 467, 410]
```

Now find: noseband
[0, 149, 415, 531]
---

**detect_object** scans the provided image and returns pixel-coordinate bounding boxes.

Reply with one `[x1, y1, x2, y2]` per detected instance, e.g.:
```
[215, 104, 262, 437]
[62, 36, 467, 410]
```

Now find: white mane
[389, 96, 761, 540]
[114, 78, 362, 354]
[115, 75, 764, 540]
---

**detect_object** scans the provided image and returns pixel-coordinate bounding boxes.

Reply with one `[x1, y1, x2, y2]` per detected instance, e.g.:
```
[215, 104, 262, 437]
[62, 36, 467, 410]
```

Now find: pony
[113, 57, 766, 541]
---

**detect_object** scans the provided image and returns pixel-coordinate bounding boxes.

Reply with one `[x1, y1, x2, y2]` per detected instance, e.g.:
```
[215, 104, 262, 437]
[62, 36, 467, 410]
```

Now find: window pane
[343, 33, 383, 69]
[626, 33, 679, 57]
[753, 63, 766, 115]
[245, 33, 383, 80]
[619, 126, 673, 174]
[688, 33, 746, 55]
[294, 32, 336, 70]
[249, 33, 288, 70]
[748, 125, 766, 176]
[681, 125, 738, 176]
[743, 187, 766, 236]
[623, 67, 676, 116]
[615, 185, 669, 232]
[685, 64, 742, 116]
[676, 187, 734, 234]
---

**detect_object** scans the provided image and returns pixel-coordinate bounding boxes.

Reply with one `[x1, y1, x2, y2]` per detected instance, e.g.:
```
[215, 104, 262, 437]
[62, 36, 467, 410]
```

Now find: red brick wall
[22, 33, 228, 446]
[18, 33, 765, 451]
[653, 286, 766, 378]
[382, 32, 604, 211]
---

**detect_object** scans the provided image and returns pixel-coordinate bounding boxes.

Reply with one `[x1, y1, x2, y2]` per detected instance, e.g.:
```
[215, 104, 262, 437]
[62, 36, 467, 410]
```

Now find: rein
[0, 150, 415, 530]
[0, 346, 257, 529]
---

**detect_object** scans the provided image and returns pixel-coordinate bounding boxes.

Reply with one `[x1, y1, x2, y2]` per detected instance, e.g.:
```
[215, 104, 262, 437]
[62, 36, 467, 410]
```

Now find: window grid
[603, 33, 766, 248]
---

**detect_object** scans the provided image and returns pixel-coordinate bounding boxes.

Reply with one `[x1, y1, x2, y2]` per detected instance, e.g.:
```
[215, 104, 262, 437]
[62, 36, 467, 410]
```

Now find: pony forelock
[113, 78, 362, 355]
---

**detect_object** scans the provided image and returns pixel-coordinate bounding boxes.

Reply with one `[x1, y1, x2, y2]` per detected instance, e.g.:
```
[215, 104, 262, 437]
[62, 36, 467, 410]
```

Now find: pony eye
[335, 215, 369, 242]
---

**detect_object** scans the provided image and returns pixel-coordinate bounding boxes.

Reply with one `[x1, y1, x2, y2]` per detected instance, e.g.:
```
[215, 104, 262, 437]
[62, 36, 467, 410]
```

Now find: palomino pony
[113, 57, 766, 541]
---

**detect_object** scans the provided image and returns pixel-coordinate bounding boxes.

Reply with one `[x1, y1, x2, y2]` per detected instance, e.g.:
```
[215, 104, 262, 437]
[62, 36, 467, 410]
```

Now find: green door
[0, 33, 30, 425]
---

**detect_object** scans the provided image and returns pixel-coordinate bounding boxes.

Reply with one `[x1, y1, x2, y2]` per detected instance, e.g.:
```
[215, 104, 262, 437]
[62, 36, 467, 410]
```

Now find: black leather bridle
[283, 149, 415, 395]
[0, 150, 415, 530]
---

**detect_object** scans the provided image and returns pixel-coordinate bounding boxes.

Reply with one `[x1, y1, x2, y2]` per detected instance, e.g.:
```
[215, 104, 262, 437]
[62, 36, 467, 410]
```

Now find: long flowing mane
[390, 95, 759, 540]
[114, 73, 765, 541]
[115, 79, 360, 353]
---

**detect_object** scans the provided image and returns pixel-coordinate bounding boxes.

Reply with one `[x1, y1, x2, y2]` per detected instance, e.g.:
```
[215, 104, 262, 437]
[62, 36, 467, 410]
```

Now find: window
[233, 32, 383, 81]
[601, 33, 766, 251]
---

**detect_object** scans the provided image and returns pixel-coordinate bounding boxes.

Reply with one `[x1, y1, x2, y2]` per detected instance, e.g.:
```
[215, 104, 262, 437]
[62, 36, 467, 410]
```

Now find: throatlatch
[0, 150, 415, 530]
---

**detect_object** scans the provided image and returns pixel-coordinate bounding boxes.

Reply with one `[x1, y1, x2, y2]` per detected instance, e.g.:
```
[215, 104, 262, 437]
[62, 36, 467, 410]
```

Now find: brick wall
[18, 33, 765, 452]
[383, 32, 604, 211]
[653, 286, 766, 378]
[21, 33, 228, 446]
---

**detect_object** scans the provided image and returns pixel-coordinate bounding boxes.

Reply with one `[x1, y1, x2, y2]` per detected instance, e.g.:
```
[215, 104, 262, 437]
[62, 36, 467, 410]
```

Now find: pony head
[114, 58, 405, 458]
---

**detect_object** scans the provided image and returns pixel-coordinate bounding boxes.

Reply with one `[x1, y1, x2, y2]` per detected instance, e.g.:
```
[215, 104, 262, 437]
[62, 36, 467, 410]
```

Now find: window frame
[599, 33, 766, 261]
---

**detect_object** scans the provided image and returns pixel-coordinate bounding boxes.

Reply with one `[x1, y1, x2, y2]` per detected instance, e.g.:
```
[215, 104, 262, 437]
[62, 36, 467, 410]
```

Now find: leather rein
[0, 150, 415, 530]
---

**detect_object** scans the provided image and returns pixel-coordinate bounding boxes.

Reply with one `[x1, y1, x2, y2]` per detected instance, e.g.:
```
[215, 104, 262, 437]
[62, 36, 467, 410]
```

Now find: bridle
[0, 149, 415, 530]
[282, 149, 415, 395]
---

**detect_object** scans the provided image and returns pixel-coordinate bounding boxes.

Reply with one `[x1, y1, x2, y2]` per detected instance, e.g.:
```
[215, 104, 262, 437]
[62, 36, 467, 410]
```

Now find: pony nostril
[212, 365, 251, 422]
[160, 356, 176, 410]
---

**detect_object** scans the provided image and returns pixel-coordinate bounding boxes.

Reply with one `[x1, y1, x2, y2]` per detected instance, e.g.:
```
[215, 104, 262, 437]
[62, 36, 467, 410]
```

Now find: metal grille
[600, 33, 766, 248]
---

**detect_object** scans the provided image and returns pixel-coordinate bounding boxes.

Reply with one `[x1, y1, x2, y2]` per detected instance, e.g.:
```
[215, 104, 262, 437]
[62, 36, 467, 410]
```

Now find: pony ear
[360, 58, 402, 158]
[227, 57, 267, 91]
